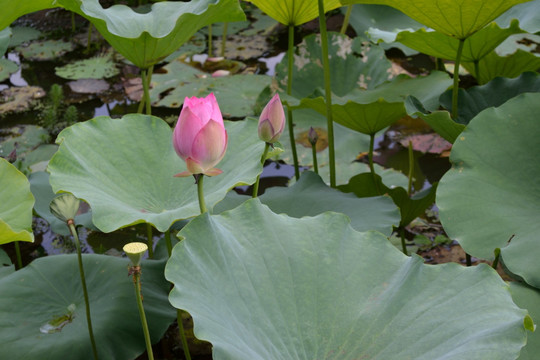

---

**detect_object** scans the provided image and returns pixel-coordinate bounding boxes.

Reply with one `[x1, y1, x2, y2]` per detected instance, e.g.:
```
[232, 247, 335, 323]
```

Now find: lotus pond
[1, 0, 540, 359]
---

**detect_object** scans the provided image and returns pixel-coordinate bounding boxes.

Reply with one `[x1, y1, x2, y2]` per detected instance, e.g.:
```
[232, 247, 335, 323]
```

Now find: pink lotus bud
[258, 94, 285, 144]
[212, 70, 230, 78]
[172, 93, 228, 177]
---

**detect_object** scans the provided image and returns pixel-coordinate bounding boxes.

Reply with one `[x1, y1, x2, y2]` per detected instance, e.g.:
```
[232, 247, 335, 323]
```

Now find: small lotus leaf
[166, 199, 528, 360]
[16, 39, 75, 61]
[0, 86, 46, 114]
[214, 171, 400, 235]
[341, 0, 531, 39]
[0, 27, 10, 55]
[437, 93, 540, 288]
[8, 26, 41, 48]
[0, 158, 34, 244]
[440, 72, 540, 124]
[0, 58, 18, 82]
[55, 54, 119, 80]
[48, 115, 264, 232]
[0, 254, 175, 359]
[58, 0, 246, 68]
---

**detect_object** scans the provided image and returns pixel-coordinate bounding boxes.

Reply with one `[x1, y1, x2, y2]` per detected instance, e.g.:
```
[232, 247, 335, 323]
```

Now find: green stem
[86, 23, 93, 53]
[474, 60, 480, 81]
[451, 38, 465, 120]
[311, 143, 319, 174]
[492, 248, 501, 270]
[368, 133, 381, 194]
[146, 224, 154, 259]
[252, 143, 271, 198]
[141, 66, 153, 116]
[318, 0, 336, 188]
[208, 25, 213, 58]
[14, 241, 22, 270]
[399, 227, 408, 256]
[164, 230, 172, 258]
[69, 223, 98, 360]
[465, 253, 472, 267]
[133, 271, 154, 360]
[177, 310, 192, 360]
[197, 174, 207, 214]
[407, 141, 414, 196]
[221, 23, 228, 57]
[287, 25, 300, 180]
[340, 5, 353, 34]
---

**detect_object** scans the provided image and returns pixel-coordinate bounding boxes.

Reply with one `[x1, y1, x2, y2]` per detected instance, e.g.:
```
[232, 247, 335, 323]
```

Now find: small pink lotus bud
[258, 94, 285, 144]
[172, 93, 228, 177]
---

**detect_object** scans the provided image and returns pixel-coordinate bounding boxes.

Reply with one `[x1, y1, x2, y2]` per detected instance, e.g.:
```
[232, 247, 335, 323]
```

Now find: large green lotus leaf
[48, 115, 264, 233]
[440, 72, 540, 124]
[341, 0, 532, 39]
[509, 282, 540, 360]
[166, 199, 528, 360]
[0, 158, 34, 244]
[214, 171, 400, 235]
[495, 0, 540, 34]
[437, 93, 540, 288]
[29, 171, 94, 236]
[245, 0, 341, 26]
[298, 72, 452, 135]
[0, 0, 57, 30]
[277, 109, 408, 187]
[275, 33, 393, 103]
[154, 74, 272, 118]
[301, 96, 405, 135]
[55, 54, 119, 80]
[0, 254, 175, 359]
[463, 49, 540, 85]
[396, 20, 524, 62]
[58, 0, 245, 69]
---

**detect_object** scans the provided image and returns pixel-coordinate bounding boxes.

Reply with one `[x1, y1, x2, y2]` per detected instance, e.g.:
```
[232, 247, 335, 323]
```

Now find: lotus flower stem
[311, 144, 319, 174]
[208, 25, 213, 57]
[221, 23, 228, 57]
[407, 141, 414, 196]
[287, 25, 300, 181]
[68, 221, 98, 360]
[465, 253, 472, 266]
[14, 241, 22, 270]
[317, 0, 337, 188]
[145, 224, 154, 259]
[130, 268, 154, 360]
[340, 5, 353, 34]
[196, 174, 208, 214]
[451, 39, 465, 120]
[252, 143, 271, 198]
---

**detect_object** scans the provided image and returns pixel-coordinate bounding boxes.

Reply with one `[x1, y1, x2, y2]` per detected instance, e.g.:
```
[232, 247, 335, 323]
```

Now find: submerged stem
[164, 229, 173, 258]
[340, 5, 353, 34]
[368, 133, 381, 194]
[253, 143, 271, 198]
[69, 222, 98, 360]
[287, 25, 300, 180]
[141, 66, 153, 116]
[132, 270, 154, 360]
[452, 39, 465, 120]
[400, 227, 408, 256]
[14, 241, 22, 270]
[177, 310, 192, 360]
[317, 0, 336, 188]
